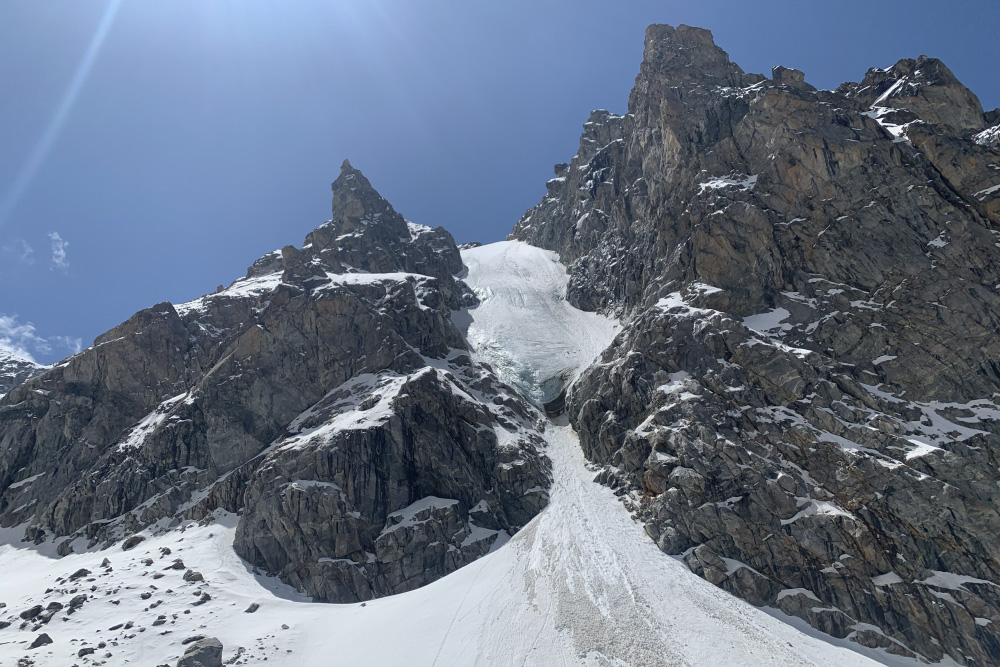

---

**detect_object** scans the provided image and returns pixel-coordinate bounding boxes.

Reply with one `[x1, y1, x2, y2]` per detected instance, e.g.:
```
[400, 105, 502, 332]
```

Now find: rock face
[0, 161, 549, 602]
[0, 349, 44, 397]
[513, 23, 1000, 665]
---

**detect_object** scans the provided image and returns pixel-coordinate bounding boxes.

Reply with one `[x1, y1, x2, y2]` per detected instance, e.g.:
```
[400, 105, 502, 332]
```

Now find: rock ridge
[512, 22, 1000, 665]
[0, 165, 550, 603]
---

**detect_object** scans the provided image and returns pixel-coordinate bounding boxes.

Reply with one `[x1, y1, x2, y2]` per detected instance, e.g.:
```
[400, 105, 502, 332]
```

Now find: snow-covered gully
[0, 241, 910, 665]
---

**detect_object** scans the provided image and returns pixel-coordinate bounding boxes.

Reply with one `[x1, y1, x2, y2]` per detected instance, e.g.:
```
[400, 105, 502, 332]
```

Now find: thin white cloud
[1, 239, 35, 266]
[0, 313, 82, 364]
[48, 231, 69, 271]
[50, 335, 83, 356]
[0, 314, 43, 362]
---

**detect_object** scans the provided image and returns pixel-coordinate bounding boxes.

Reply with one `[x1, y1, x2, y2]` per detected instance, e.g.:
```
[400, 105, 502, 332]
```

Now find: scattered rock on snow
[122, 535, 146, 551]
[182, 570, 204, 583]
[18, 606, 42, 620]
[176, 636, 223, 667]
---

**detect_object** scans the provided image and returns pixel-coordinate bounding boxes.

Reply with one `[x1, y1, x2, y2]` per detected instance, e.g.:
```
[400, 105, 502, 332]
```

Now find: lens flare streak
[0, 0, 124, 229]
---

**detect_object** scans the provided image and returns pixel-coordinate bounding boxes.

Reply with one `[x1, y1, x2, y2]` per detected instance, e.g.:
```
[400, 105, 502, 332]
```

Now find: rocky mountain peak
[2, 21, 1000, 666]
[625, 24, 763, 157]
[771, 65, 813, 91]
[300, 163, 463, 279]
[844, 54, 986, 132]
[512, 23, 1000, 664]
[328, 159, 408, 237]
[0, 348, 44, 396]
[636, 24, 751, 92]
[642, 24, 726, 65]
[0, 169, 549, 607]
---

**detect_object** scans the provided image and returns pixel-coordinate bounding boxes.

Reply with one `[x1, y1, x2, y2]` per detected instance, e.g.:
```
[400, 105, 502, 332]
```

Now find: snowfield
[458, 241, 620, 405]
[0, 427, 899, 667]
[0, 241, 916, 665]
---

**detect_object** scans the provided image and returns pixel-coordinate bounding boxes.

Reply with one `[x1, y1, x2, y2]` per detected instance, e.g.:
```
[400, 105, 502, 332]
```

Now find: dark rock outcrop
[512, 23, 1000, 665]
[0, 162, 549, 602]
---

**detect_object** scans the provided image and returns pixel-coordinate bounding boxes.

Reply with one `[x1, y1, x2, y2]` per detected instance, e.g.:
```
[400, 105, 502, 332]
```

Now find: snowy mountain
[0, 238, 899, 667]
[3, 21, 1000, 667]
[0, 348, 44, 398]
[513, 24, 1000, 665]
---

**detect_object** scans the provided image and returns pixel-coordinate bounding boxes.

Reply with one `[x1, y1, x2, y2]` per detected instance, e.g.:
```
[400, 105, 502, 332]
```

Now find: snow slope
[0, 347, 46, 400]
[0, 426, 898, 667]
[458, 241, 620, 404]
[0, 241, 912, 665]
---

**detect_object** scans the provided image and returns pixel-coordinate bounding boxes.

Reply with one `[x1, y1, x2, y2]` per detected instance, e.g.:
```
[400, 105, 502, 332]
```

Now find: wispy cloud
[2, 239, 35, 266]
[0, 313, 82, 364]
[50, 335, 83, 356]
[0, 315, 40, 361]
[48, 231, 69, 271]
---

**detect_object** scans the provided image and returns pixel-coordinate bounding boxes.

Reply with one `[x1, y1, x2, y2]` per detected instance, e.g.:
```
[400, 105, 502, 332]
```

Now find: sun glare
[0, 0, 124, 230]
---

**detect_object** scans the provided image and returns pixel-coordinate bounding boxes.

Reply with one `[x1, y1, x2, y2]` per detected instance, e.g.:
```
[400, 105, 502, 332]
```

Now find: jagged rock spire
[638, 24, 748, 87]
[628, 24, 760, 121]
[302, 160, 463, 278]
[328, 160, 408, 236]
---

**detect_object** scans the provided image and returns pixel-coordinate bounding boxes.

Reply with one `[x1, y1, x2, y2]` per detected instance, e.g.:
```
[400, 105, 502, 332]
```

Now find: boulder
[176, 637, 222, 667]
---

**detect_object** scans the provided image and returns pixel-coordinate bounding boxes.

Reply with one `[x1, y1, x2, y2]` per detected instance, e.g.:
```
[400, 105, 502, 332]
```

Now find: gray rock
[0, 162, 549, 607]
[122, 535, 145, 550]
[27, 633, 51, 649]
[771, 65, 812, 91]
[511, 22, 1000, 665]
[176, 637, 222, 667]
[842, 55, 986, 132]
[233, 364, 548, 602]
[18, 605, 42, 620]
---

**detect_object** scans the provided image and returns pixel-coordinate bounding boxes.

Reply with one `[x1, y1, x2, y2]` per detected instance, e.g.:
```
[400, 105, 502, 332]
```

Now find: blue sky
[1, 0, 998, 364]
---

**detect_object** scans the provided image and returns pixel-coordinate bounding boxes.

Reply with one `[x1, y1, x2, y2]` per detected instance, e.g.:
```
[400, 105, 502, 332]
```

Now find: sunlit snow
[457, 241, 620, 405]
